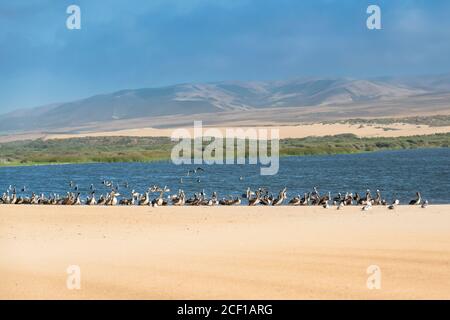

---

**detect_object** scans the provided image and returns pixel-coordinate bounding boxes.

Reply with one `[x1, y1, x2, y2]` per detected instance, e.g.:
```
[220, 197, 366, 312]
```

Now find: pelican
[373, 190, 382, 205]
[318, 192, 331, 206]
[361, 190, 372, 205]
[97, 195, 107, 205]
[119, 191, 135, 205]
[300, 193, 310, 206]
[333, 193, 342, 204]
[139, 192, 150, 206]
[260, 194, 273, 205]
[409, 192, 422, 205]
[73, 193, 81, 205]
[230, 197, 241, 206]
[248, 191, 261, 206]
[61, 192, 73, 205]
[10, 191, 17, 205]
[86, 191, 97, 205]
[288, 195, 301, 206]
[209, 192, 219, 206]
[272, 188, 287, 206]
[388, 199, 399, 210]
[106, 191, 120, 206]
[172, 190, 186, 206]
[242, 187, 254, 199]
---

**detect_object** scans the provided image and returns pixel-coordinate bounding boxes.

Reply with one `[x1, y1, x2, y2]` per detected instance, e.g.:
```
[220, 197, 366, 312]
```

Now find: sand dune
[1, 122, 449, 143]
[48, 123, 450, 140]
[1, 205, 449, 300]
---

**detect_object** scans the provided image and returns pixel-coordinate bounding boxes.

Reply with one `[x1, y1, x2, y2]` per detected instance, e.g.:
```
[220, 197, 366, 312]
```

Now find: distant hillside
[1, 75, 450, 133]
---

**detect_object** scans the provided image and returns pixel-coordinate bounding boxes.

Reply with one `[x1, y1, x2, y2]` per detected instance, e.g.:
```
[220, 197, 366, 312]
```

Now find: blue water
[0, 148, 449, 204]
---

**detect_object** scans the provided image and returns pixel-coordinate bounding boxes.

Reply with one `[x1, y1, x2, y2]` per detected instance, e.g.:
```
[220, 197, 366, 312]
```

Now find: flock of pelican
[0, 182, 428, 210]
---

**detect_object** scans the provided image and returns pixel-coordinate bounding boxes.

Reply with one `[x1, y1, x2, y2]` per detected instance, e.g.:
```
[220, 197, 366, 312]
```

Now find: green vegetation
[322, 115, 450, 127]
[279, 133, 449, 156]
[0, 137, 174, 166]
[0, 133, 449, 166]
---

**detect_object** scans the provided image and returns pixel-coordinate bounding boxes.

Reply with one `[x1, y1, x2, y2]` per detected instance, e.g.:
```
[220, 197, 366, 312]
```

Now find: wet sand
[1, 205, 449, 299]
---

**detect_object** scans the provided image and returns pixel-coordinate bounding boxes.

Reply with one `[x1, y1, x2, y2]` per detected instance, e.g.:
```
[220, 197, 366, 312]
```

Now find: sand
[46, 123, 450, 140]
[1, 205, 449, 300]
[1, 122, 449, 143]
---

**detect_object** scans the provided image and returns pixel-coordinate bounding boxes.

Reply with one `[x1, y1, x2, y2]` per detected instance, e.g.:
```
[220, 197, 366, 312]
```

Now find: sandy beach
[1, 122, 449, 143]
[1, 205, 449, 300]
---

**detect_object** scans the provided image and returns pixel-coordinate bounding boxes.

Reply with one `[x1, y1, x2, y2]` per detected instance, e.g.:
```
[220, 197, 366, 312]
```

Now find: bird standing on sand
[409, 192, 422, 205]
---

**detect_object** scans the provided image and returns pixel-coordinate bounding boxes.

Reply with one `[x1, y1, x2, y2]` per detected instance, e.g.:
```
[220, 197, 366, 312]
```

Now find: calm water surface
[0, 148, 449, 204]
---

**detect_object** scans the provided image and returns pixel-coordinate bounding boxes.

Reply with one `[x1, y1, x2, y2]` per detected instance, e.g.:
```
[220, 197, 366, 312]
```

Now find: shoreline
[1, 205, 449, 299]
[1, 145, 448, 168]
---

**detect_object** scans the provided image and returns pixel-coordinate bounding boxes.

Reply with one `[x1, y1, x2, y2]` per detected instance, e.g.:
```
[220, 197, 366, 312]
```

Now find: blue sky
[1, 0, 450, 113]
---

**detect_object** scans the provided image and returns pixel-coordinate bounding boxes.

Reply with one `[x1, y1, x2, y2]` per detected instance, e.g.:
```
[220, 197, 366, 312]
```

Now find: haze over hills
[1, 74, 450, 134]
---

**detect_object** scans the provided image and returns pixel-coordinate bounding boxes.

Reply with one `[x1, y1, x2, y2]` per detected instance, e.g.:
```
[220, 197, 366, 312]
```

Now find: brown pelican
[260, 194, 273, 205]
[73, 193, 81, 205]
[172, 190, 186, 206]
[230, 197, 241, 206]
[288, 195, 301, 206]
[86, 192, 97, 205]
[242, 187, 254, 199]
[97, 195, 107, 205]
[343, 193, 353, 206]
[106, 191, 120, 206]
[361, 190, 372, 205]
[119, 193, 135, 205]
[318, 192, 331, 206]
[248, 191, 261, 206]
[61, 192, 73, 205]
[139, 192, 150, 206]
[300, 193, 309, 206]
[272, 188, 287, 206]
[353, 192, 360, 205]
[333, 193, 342, 205]
[152, 186, 170, 207]
[10, 191, 17, 205]
[208, 192, 219, 206]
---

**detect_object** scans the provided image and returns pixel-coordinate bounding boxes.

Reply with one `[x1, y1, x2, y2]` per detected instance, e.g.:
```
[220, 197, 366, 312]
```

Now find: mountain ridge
[1, 74, 450, 134]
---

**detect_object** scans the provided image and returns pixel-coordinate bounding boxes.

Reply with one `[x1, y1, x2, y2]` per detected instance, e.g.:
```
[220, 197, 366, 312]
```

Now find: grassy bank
[0, 133, 449, 166]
